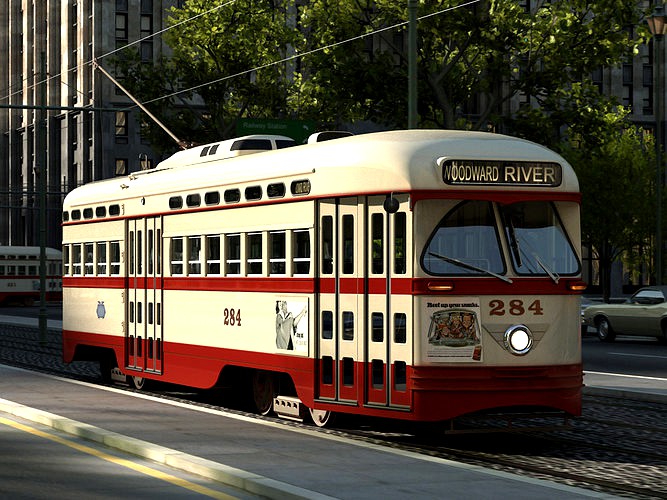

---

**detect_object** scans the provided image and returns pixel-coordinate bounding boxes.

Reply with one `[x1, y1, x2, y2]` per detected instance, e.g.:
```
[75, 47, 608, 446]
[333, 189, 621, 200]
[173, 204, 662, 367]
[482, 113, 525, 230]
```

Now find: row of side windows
[63, 242, 122, 276]
[0, 262, 60, 277]
[169, 229, 311, 277]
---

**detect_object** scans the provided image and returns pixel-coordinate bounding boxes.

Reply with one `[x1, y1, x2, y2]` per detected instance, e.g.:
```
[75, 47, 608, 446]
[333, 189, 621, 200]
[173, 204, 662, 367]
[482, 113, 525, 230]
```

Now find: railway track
[2, 323, 666, 499]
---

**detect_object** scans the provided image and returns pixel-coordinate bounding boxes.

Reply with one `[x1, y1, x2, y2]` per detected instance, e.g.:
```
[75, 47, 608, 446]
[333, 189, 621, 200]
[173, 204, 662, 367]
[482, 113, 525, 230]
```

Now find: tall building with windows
[0, 0, 176, 248]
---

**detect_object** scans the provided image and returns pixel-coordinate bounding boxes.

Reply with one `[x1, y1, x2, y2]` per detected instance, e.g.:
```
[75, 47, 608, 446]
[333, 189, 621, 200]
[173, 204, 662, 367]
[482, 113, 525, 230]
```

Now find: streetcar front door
[365, 196, 412, 408]
[126, 217, 163, 375]
[316, 198, 361, 403]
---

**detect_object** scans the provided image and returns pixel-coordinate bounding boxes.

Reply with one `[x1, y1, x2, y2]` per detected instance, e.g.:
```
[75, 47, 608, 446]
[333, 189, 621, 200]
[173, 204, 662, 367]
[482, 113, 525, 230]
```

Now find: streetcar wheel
[252, 370, 277, 416]
[131, 375, 151, 391]
[596, 318, 616, 342]
[308, 408, 335, 428]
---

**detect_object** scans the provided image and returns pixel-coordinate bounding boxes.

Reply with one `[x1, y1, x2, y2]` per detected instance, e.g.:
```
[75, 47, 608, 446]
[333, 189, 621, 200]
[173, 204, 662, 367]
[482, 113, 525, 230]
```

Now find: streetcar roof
[0, 246, 62, 259]
[63, 129, 579, 212]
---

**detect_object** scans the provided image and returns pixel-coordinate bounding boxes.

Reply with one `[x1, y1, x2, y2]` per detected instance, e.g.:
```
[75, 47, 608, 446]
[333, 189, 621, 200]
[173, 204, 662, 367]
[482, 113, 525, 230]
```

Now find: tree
[561, 121, 657, 301]
[114, 0, 301, 154]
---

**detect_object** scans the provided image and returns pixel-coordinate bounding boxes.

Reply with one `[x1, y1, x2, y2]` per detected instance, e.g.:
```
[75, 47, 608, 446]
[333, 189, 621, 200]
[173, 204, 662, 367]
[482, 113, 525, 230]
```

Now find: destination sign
[441, 160, 562, 187]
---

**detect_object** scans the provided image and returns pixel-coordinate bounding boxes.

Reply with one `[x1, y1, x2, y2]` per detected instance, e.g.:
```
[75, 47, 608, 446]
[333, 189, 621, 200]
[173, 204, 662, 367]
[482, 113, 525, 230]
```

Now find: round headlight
[504, 325, 533, 355]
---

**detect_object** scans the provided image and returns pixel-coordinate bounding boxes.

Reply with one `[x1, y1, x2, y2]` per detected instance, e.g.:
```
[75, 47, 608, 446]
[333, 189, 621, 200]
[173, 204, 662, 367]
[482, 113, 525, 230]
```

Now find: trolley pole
[407, 0, 418, 129]
[37, 52, 48, 343]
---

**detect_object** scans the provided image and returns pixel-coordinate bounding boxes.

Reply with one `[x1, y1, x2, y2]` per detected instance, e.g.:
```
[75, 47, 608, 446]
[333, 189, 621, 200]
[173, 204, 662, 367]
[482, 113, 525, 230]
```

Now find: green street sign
[236, 118, 317, 145]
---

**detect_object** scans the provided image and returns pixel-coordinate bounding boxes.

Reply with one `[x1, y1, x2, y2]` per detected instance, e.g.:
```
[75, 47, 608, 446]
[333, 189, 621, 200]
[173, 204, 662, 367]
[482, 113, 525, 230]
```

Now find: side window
[72, 244, 82, 275]
[96, 242, 107, 275]
[247, 232, 262, 275]
[188, 236, 202, 275]
[293, 230, 310, 275]
[170, 237, 184, 275]
[206, 235, 221, 275]
[226, 234, 241, 275]
[110, 241, 121, 275]
[84, 242, 94, 275]
[269, 231, 286, 275]
[62, 245, 70, 275]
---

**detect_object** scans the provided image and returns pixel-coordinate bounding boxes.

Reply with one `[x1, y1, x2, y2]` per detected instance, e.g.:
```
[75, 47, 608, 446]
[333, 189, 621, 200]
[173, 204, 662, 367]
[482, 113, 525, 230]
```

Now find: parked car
[582, 286, 667, 342]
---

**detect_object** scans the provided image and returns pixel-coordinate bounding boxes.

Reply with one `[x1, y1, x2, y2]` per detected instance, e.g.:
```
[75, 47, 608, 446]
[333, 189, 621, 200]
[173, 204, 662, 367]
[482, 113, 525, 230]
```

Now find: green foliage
[561, 125, 658, 298]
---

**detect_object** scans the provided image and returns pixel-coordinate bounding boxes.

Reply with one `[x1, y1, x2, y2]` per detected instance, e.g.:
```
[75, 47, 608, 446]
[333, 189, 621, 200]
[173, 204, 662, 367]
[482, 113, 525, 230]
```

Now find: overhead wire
[1, 0, 481, 113]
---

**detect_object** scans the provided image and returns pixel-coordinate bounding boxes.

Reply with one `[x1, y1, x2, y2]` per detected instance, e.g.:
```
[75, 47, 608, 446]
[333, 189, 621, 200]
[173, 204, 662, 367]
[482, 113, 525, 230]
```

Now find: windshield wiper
[428, 252, 513, 283]
[532, 252, 559, 284]
[506, 217, 523, 267]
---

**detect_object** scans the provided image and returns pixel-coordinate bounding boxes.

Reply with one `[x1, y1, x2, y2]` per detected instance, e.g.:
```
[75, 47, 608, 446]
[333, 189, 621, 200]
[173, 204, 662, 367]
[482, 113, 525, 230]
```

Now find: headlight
[504, 324, 533, 355]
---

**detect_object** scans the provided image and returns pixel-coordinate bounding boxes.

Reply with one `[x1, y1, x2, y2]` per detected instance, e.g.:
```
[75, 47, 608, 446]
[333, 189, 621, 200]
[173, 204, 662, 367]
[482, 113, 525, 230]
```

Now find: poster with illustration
[275, 298, 309, 352]
[424, 297, 482, 362]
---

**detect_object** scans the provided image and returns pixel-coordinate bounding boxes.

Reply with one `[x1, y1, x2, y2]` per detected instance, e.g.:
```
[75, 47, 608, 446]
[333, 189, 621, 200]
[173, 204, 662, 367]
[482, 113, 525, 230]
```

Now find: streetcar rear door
[126, 217, 163, 375]
[316, 198, 362, 403]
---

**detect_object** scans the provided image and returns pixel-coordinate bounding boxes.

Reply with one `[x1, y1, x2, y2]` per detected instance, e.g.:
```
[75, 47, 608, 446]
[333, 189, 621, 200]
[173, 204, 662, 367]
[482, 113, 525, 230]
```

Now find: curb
[0, 398, 336, 500]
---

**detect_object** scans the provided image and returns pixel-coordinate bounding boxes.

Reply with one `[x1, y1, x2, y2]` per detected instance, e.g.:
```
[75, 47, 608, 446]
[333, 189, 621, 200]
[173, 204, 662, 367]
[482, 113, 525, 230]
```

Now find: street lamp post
[649, 4, 667, 285]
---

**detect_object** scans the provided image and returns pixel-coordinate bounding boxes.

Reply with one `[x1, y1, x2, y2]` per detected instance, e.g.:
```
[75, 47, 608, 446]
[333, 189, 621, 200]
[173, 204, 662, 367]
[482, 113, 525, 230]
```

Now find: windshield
[422, 201, 505, 276]
[422, 200, 579, 278]
[500, 201, 579, 277]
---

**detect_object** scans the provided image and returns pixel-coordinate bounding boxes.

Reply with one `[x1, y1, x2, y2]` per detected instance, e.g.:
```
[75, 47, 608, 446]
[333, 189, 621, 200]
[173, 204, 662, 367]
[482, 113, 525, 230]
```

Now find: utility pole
[37, 53, 47, 343]
[407, 0, 418, 129]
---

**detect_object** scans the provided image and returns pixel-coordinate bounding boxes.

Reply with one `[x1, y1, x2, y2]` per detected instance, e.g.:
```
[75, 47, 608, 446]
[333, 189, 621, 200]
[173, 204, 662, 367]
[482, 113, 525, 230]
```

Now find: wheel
[252, 370, 277, 416]
[596, 317, 616, 342]
[308, 408, 335, 428]
[131, 376, 150, 391]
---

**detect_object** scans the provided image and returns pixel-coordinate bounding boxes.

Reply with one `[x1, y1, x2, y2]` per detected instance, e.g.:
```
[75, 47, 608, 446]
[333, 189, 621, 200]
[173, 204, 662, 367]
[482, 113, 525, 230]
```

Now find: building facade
[0, 0, 177, 249]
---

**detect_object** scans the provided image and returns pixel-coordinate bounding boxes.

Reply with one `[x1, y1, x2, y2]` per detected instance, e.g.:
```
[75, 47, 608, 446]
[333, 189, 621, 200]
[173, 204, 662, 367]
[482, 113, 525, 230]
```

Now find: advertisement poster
[424, 297, 482, 362]
[275, 298, 309, 352]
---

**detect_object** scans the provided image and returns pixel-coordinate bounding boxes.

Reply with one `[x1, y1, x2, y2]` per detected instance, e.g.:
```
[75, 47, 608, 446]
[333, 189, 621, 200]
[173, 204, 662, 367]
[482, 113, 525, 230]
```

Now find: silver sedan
[582, 286, 667, 342]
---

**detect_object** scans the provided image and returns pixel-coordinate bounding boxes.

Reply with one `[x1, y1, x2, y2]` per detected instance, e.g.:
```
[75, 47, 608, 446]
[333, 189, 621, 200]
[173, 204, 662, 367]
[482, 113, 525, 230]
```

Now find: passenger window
[269, 231, 286, 275]
[188, 236, 202, 275]
[84, 243, 94, 275]
[96, 242, 107, 275]
[170, 237, 184, 275]
[293, 230, 310, 275]
[62, 245, 70, 275]
[206, 235, 221, 275]
[247, 232, 263, 275]
[72, 244, 82, 275]
[110, 241, 121, 275]
[226, 234, 241, 275]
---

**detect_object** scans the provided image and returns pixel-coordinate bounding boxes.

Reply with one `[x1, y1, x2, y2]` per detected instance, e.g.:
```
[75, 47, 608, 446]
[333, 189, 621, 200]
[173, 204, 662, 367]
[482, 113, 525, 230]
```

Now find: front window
[423, 201, 504, 276]
[500, 201, 579, 276]
[422, 200, 579, 278]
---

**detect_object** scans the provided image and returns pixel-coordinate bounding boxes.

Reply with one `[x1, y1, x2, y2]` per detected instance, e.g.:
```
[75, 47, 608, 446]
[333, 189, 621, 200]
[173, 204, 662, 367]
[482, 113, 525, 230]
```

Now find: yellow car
[582, 287, 667, 342]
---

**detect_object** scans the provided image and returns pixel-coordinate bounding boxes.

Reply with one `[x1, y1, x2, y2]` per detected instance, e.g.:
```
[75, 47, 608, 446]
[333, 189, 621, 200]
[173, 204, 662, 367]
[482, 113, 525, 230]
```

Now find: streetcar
[0, 246, 62, 305]
[62, 130, 584, 427]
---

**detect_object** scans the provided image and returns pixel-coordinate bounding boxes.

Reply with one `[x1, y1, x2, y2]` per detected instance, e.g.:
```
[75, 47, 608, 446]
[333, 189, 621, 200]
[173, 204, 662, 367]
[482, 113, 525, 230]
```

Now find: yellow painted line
[0, 416, 238, 500]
